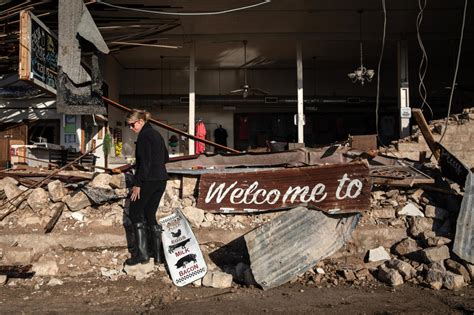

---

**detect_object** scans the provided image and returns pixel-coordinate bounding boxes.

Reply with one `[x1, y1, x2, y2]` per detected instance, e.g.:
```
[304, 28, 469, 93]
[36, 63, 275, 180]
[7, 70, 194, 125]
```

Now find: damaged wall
[395, 109, 474, 168]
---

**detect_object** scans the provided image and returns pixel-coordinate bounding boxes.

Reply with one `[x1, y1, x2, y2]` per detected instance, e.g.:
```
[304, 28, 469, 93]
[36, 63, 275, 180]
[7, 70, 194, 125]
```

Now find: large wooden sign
[197, 162, 371, 213]
[19, 10, 58, 94]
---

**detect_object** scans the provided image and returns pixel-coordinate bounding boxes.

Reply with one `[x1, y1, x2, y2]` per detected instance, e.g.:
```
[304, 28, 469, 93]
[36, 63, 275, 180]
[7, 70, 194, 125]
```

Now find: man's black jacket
[133, 122, 169, 186]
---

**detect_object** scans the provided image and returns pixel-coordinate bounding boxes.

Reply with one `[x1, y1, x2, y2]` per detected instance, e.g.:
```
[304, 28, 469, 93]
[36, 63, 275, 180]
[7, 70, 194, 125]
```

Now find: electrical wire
[416, 0, 434, 118]
[375, 0, 387, 146]
[438, 0, 468, 144]
[96, 0, 271, 16]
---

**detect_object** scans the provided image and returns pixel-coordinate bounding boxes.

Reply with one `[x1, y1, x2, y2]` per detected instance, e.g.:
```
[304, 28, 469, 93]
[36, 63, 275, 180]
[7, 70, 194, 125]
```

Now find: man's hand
[131, 186, 141, 201]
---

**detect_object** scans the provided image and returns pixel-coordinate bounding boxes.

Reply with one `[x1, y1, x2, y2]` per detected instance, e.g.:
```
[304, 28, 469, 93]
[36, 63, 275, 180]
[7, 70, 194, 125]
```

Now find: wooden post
[412, 108, 440, 160]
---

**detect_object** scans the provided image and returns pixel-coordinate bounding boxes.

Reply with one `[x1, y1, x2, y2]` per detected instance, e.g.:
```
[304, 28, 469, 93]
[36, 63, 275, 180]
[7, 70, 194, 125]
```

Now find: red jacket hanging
[195, 121, 207, 154]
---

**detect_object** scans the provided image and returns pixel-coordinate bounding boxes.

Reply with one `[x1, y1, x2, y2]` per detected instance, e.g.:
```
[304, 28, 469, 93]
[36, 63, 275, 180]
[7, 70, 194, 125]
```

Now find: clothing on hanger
[195, 120, 206, 154]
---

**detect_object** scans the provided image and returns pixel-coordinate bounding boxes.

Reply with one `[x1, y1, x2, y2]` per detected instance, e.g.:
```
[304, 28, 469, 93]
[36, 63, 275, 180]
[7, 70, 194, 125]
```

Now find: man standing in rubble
[125, 109, 169, 266]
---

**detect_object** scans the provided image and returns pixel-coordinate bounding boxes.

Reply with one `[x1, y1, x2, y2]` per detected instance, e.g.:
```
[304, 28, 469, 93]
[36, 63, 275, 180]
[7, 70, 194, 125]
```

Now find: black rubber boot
[125, 222, 150, 266]
[149, 224, 165, 265]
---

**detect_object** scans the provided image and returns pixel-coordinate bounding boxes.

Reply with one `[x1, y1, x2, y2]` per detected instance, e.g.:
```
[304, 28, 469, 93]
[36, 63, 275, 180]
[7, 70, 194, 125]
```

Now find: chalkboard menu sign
[19, 11, 58, 94]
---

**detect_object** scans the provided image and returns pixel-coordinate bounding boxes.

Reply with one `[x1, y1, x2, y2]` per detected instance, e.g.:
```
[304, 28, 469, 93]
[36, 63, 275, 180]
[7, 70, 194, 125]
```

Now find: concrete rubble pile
[0, 108, 473, 291]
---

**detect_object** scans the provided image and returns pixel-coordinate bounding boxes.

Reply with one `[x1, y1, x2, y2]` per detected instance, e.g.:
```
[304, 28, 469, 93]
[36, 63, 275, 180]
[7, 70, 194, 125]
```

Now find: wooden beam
[412, 108, 440, 160]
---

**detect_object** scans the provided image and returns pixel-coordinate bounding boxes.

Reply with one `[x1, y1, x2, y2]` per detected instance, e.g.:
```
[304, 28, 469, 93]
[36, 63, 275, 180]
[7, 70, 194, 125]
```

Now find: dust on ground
[0, 276, 472, 314]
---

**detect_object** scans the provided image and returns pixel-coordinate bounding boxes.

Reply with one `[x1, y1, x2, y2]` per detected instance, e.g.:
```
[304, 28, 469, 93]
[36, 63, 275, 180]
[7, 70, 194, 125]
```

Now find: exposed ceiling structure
[1, 1, 473, 79]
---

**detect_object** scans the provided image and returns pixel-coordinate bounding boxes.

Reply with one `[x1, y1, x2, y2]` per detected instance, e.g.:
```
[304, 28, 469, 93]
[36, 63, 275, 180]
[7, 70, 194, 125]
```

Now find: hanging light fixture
[348, 9, 375, 85]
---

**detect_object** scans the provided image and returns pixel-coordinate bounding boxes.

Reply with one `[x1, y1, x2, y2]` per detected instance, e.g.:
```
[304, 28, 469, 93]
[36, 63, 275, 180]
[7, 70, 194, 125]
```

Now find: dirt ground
[0, 276, 472, 314]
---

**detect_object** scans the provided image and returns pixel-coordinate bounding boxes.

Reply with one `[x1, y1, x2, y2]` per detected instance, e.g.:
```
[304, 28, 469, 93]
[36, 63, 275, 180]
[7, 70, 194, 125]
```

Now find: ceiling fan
[229, 40, 268, 98]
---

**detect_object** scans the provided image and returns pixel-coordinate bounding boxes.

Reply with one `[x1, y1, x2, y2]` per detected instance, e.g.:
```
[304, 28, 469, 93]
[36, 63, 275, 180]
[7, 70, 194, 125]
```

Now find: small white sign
[400, 107, 412, 118]
[159, 210, 207, 287]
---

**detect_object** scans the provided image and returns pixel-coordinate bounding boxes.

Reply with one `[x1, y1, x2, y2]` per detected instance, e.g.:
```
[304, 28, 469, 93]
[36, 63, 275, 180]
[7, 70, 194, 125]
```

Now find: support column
[188, 44, 196, 155]
[296, 41, 304, 144]
[398, 40, 410, 138]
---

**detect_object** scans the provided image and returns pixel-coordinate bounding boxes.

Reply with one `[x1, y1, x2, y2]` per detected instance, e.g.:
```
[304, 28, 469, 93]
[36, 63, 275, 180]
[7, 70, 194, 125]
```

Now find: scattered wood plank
[44, 203, 65, 233]
[412, 108, 440, 160]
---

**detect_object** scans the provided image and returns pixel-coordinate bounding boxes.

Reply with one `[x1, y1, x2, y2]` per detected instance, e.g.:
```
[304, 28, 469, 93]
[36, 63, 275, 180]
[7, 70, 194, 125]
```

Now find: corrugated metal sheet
[244, 206, 359, 290]
[453, 171, 474, 263]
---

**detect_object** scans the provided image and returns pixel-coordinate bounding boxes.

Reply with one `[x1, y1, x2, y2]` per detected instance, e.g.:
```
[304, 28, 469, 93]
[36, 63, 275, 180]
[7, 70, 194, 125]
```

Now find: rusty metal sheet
[197, 162, 370, 213]
[244, 206, 359, 290]
[369, 165, 434, 186]
[453, 171, 474, 263]
[167, 150, 308, 170]
[167, 147, 354, 173]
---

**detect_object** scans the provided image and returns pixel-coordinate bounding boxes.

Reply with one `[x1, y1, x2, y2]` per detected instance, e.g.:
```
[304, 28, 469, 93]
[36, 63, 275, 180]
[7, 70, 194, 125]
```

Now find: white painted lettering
[205, 181, 238, 203]
[230, 187, 244, 203]
[283, 186, 310, 203]
[266, 189, 281, 204]
[336, 173, 351, 200]
[310, 183, 327, 202]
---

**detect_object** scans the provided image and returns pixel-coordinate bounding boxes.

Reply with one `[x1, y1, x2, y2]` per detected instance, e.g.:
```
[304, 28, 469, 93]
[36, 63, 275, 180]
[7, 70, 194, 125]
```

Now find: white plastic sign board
[159, 210, 207, 286]
[400, 107, 412, 118]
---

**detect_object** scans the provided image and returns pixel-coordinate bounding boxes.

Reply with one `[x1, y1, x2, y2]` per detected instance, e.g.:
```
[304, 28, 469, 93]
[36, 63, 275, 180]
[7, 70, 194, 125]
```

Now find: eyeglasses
[128, 121, 138, 128]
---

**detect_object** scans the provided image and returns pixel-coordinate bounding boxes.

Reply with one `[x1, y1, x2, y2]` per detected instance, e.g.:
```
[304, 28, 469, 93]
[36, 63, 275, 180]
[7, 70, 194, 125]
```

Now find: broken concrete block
[82, 186, 117, 204]
[0, 177, 18, 191]
[409, 217, 435, 237]
[114, 188, 128, 198]
[316, 267, 325, 275]
[202, 271, 233, 288]
[3, 247, 34, 264]
[355, 268, 370, 280]
[393, 238, 420, 256]
[409, 189, 425, 203]
[421, 246, 450, 263]
[386, 259, 416, 280]
[425, 236, 452, 247]
[372, 191, 386, 200]
[368, 246, 391, 262]
[71, 211, 85, 222]
[373, 207, 396, 219]
[182, 176, 198, 197]
[123, 260, 155, 280]
[181, 206, 205, 227]
[338, 269, 356, 281]
[424, 205, 449, 220]
[443, 271, 465, 290]
[64, 191, 92, 211]
[398, 203, 424, 217]
[90, 173, 112, 189]
[47, 278, 64, 286]
[0, 275, 7, 285]
[27, 188, 49, 212]
[463, 262, 474, 279]
[386, 189, 399, 198]
[425, 269, 444, 290]
[4, 183, 23, 201]
[377, 266, 404, 286]
[32, 260, 59, 276]
[47, 180, 67, 202]
[109, 174, 126, 189]
[445, 259, 471, 282]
